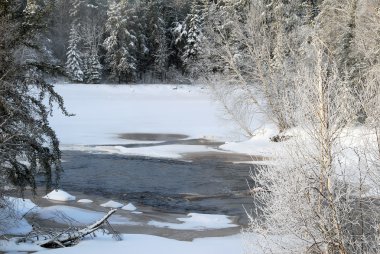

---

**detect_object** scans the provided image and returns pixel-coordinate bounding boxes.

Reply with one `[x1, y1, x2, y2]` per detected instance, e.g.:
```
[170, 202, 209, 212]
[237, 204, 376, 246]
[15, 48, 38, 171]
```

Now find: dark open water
[42, 150, 256, 224]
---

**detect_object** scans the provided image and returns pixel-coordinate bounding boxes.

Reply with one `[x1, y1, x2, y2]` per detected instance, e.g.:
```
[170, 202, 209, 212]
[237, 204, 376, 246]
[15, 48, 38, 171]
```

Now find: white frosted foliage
[66, 24, 84, 82]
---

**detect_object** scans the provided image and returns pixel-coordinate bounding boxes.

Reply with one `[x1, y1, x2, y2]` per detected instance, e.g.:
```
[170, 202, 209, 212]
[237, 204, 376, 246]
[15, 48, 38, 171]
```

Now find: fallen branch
[34, 209, 117, 248]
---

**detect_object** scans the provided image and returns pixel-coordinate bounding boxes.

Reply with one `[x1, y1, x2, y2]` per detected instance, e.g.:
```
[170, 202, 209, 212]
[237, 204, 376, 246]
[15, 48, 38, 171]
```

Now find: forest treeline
[46, 0, 207, 83]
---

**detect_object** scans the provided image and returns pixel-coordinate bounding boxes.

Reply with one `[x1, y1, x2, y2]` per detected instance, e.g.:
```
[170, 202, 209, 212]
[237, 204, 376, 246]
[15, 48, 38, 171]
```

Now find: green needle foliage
[0, 0, 69, 194]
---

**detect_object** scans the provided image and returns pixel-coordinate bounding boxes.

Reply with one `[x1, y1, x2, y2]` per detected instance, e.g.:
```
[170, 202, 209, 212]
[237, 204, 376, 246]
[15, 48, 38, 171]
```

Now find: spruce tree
[149, 5, 170, 81]
[103, 0, 137, 83]
[134, 0, 150, 79]
[66, 24, 84, 82]
[173, 0, 206, 75]
[0, 0, 68, 194]
[154, 24, 170, 81]
[70, 0, 87, 21]
[83, 48, 102, 84]
[182, 1, 204, 66]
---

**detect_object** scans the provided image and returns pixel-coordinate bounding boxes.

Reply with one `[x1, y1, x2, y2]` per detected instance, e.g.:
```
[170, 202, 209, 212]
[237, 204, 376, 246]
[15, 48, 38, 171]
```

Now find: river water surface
[51, 150, 256, 225]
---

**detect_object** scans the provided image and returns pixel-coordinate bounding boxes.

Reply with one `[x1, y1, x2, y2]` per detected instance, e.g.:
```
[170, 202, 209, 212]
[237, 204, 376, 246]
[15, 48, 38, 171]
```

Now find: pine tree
[120, 5, 138, 83]
[66, 0, 106, 83]
[173, 0, 206, 75]
[83, 49, 102, 84]
[81, 20, 103, 84]
[0, 0, 68, 195]
[70, 0, 87, 21]
[49, 0, 72, 61]
[182, 1, 204, 65]
[154, 24, 170, 81]
[66, 24, 84, 82]
[134, 0, 150, 79]
[88, 53, 102, 83]
[103, 0, 137, 83]
[147, 3, 170, 81]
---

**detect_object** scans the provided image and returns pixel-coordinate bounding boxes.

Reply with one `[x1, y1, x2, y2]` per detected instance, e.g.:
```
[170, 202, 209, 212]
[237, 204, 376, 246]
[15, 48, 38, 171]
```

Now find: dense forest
[44, 0, 206, 83]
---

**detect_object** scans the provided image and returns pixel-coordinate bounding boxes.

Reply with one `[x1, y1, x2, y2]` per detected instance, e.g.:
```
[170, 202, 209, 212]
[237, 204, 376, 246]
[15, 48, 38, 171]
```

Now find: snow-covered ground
[1, 233, 244, 254]
[39, 234, 243, 254]
[220, 126, 278, 157]
[148, 213, 238, 230]
[0, 197, 36, 235]
[0, 195, 244, 254]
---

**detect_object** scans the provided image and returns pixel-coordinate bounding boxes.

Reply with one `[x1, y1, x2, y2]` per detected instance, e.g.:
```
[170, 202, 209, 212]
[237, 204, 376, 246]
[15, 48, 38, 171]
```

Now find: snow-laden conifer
[173, 0, 206, 75]
[66, 24, 84, 82]
[103, 0, 137, 83]
[84, 50, 102, 84]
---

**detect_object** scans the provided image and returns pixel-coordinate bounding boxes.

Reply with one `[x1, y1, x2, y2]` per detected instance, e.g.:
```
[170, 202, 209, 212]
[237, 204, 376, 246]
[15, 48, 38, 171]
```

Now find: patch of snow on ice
[148, 213, 238, 230]
[69, 144, 218, 159]
[77, 199, 93, 203]
[43, 189, 76, 201]
[121, 203, 136, 211]
[100, 200, 124, 208]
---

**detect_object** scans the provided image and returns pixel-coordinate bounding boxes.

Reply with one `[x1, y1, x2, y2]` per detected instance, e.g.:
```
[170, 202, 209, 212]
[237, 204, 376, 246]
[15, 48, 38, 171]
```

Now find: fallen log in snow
[33, 209, 118, 248]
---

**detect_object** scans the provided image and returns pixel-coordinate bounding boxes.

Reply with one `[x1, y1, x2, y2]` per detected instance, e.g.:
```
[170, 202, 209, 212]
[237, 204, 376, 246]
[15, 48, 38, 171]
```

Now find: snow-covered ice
[43, 189, 76, 202]
[77, 199, 93, 203]
[148, 213, 238, 230]
[50, 84, 242, 146]
[100, 200, 124, 208]
[66, 144, 219, 159]
[48, 84, 278, 160]
[121, 203, 137, 211]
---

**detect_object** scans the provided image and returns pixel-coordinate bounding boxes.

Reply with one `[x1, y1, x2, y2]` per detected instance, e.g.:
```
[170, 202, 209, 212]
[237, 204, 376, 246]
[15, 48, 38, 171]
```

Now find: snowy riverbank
[1, 193, 244, 254]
